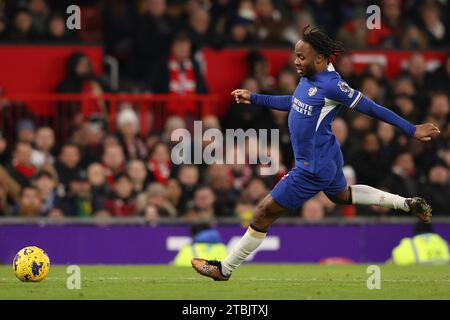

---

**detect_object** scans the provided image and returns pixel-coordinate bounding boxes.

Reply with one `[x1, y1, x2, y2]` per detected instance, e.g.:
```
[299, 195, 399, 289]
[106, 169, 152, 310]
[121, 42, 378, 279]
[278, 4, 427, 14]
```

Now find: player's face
[294, 41, 320, 77]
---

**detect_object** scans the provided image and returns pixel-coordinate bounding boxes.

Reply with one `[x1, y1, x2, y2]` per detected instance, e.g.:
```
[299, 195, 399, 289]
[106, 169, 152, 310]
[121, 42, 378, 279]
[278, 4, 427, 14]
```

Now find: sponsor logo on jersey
[292, 97, 313, 116]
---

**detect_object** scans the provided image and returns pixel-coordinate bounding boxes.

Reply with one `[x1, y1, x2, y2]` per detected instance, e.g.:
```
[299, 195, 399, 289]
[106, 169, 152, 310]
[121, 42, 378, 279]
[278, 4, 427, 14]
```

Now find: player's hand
[414, 123, 440, 141]
[231, 89, 252, 104]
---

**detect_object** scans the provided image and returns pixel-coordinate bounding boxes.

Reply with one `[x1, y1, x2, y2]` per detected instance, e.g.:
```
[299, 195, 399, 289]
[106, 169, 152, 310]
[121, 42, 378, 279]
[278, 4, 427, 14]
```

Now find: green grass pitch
[1, 264, 449, 300]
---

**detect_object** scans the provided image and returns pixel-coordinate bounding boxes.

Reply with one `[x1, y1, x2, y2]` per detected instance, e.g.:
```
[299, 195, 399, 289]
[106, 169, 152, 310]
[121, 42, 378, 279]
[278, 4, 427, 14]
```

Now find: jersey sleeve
[324, 78, 362, 109]
[250, 93, 292, 111]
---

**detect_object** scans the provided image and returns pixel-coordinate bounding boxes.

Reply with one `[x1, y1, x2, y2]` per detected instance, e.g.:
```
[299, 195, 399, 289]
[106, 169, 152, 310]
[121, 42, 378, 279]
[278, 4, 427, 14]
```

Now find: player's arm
[326, 80, 440, 141]
[231, 89, 291, 111]
[353, 96, 440, 141]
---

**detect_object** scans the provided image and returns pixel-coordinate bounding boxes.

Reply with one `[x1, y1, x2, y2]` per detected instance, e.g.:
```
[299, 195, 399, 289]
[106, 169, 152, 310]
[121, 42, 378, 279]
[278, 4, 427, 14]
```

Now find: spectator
[223, 77, 274, 130]
[270, 108, 293, 168]
[376, 122, 397, 165]
[301, 198, 325, 222]
[87, 162, 109, 204]
[116, 107, 148, 160]
[421, 165, 450, 216]
[16, 119, 36, 143]
[56, 52, 110, 120]
[228, 16, 255, 46]
[177, 164, 200, 213]
[427, 92, 449, 130]
[335, 54, 360, 89]
[247, 51, 275, 93]
[7, 9, 37, 42]
[73, 117, 107, 164]
[143, 204, 161, 225]
[55, 143, 83, 190]
[102, 143, 126, 186]
[132, 0, 173, 81]
[256, 147, 287, 189]
[186, 185, 217, 220]
[15, 186, 42, 217]
[207, 164, 238, 217]
[391, 93, 420, 124]
[332, 117, 357, 161]
[229, 155, 253, 192]
[150, 33, 208, 114]
[241, 178, 268, 205]
[420, 3, 448, 48]
[336, 8, 368, 49]
[56, 170, 100, 217]
[102, 0, 133, 78]
[400, 24, 428, 50]
[428, 55, 450, 93]
[127, 159, 149, 194]
[351, 132, 389, 187]
[32, 169, 58, 215]
[147, 142, 171, 185]
[7, 141, 36, 187]
[401, 53, 429, 95]
[161, 115, 186, 147]
[359, 76, 383, 104]
[380, 151, 419, 201]
[283, 10, 315, 46]
[254, 0, 287, 45]
[234, 198, 255, 226]
[46, 13, 76, 42]
[104, 173, 136, 217]
[366, 0, 404, 48]
[364, 63, 389, 98]
[166, 178, 182, 212]
[29, 0, 50, 37]
[186, 8, 213, 52]
[138, 182, 176, 217]
[31, 127, 55, 168]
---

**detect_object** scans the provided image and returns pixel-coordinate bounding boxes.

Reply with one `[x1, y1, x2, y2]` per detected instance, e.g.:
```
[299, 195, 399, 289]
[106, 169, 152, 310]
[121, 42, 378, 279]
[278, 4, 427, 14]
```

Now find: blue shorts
[271, 152, 347, 210]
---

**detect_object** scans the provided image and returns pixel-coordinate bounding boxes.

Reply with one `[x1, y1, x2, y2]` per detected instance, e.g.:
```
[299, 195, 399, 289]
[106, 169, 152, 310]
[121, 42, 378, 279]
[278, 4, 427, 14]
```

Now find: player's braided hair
[302, 26, 345, 59]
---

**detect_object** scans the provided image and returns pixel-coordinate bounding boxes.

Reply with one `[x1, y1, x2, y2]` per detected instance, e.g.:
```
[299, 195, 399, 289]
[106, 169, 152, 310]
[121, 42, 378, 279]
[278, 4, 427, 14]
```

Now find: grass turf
[0, 264, 449, 300]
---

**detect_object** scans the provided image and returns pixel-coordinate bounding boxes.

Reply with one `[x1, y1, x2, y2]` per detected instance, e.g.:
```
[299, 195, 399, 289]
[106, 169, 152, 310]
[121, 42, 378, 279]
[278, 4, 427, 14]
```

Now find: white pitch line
[1, 277, 449, 283]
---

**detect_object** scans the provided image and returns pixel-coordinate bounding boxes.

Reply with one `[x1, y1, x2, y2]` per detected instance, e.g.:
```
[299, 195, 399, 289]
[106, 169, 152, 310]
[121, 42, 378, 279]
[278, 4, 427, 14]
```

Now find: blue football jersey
[288, 69, 362, 173]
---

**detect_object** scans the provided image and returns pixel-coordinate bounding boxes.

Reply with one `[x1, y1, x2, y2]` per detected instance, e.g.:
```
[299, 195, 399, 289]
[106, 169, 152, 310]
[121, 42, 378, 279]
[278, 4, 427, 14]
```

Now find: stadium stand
[0, 0, 448, 223]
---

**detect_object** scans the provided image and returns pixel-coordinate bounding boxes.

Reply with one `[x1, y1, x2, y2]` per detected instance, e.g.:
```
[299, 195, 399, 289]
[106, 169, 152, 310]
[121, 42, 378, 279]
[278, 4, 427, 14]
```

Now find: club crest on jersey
[308, 86, 317, 96]
[337, 80, 354, 98]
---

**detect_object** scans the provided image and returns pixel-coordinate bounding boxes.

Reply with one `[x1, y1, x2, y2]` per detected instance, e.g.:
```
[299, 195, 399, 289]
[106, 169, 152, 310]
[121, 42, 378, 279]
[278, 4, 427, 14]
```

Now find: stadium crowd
[0, 0, 449, 87]
[0, 0, 449, 221]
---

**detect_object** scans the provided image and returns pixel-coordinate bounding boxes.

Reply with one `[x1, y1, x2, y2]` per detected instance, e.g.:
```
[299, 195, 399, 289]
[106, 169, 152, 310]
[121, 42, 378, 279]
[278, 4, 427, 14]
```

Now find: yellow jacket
[392, 233, 450, 266]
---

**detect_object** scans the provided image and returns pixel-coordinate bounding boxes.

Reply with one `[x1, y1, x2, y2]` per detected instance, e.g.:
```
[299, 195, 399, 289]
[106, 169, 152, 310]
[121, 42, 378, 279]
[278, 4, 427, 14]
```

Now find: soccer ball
[13, 246, 50, 282]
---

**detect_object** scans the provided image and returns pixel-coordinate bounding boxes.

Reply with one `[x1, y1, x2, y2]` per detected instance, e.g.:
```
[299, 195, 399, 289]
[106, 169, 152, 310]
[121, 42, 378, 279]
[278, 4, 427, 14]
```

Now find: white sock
[221, 226, 266, 276]
[350, 184, 409, 211]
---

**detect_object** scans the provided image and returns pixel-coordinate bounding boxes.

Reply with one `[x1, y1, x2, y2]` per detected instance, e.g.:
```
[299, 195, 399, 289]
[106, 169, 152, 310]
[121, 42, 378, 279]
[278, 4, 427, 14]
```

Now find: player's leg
[323, 154, 432, 222]
[192, 168, 314, 281]
[191, 192, 288, 281]
[219, 194, 286, 276]
[327, 185, 432, 222]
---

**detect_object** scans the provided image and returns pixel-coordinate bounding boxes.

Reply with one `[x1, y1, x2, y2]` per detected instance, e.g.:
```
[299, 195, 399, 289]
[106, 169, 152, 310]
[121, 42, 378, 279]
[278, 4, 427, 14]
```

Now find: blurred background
[0, 0, 449, 265]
